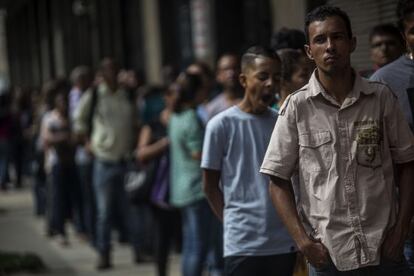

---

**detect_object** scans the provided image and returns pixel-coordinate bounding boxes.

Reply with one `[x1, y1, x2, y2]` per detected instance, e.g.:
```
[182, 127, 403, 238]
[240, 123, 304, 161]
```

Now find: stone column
[141, 0, 162, 85]
[190, 0, 215, 67]
[0, 10, 9, 92]
[270, 0, 306, 32]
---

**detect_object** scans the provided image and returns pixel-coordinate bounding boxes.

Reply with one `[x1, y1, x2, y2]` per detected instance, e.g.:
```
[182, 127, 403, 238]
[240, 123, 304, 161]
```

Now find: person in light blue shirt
[201, 46, 296, 276]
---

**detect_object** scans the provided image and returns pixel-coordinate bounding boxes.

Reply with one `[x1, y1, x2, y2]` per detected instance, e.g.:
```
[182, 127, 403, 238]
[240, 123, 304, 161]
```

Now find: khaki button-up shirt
[260, 71, 414, 271]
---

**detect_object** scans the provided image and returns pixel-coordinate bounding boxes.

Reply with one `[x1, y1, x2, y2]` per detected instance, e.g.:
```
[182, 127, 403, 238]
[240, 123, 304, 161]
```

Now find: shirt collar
[99, 82, 121, 95]
[306, 69, 375, 103]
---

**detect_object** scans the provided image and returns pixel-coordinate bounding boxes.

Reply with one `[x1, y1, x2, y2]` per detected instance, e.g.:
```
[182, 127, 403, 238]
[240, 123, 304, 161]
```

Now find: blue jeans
[93, 159, 130, 255]
[78, 163, 96, 246]
[309, 257, 413, 276]
[405, 239, 414, 271]
[181, 199, 215, 276]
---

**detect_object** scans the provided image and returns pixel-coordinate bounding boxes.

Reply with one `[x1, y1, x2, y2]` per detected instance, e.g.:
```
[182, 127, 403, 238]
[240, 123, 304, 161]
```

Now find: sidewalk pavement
[0, 185, 180, 276]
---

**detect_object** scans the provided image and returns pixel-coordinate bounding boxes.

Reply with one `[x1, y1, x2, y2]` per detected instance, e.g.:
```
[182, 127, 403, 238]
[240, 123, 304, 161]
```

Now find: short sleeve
[201, 116, 226, 170]
[383, 87, 414, 163]
[260, 95, 299, 180]
[183, 112, 204, 154]
[369, 71, 384, 83]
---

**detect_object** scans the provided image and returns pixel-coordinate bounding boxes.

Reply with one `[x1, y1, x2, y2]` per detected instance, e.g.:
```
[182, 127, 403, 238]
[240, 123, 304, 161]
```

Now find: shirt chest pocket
[355, 126, 382, 169]
[299, 131, 333, 172]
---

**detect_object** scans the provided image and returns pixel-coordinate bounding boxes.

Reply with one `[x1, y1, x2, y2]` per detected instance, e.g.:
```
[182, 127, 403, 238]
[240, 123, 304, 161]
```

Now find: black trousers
[225, 252, 297, 276]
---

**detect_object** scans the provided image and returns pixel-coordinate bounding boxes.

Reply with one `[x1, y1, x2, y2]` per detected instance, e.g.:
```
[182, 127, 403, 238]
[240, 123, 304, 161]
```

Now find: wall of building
[3, 0, 399, 88]
[5, 0, 146, 87]
[270, 0, 306, 32]
[329, 0, 398, 71]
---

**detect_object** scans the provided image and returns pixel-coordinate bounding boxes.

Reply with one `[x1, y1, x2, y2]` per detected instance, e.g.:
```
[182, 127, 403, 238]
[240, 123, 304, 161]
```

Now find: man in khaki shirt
[260, 6, 414, 275]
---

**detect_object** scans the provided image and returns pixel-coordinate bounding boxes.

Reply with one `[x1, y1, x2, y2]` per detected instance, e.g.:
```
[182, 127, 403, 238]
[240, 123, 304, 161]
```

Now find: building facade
[1, 0, 401, 88]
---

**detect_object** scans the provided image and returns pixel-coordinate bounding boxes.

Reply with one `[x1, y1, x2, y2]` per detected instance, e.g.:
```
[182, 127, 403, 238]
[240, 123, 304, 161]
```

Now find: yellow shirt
[261, 71, 414, 271]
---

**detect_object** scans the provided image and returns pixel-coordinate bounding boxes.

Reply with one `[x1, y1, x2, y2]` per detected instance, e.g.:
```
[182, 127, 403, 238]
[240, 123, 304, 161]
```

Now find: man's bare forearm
[381, 161, 414, 260]
[269, 176, 311, 250]
[203, 169, 224, 222]
[396, 161, 414, 231]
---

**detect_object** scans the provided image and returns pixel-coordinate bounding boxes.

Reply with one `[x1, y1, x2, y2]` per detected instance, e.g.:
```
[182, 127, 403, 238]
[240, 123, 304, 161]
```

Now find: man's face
[55, 93, 68, 114]
[101, 60, 120, 85]
[239, 57, 281, 113]
[216, 55, 240, 89]
[78, 74, 92, 91]
[285, 56, 313, 93]
[370, 34, 404, 67]
[305, 16, 355, 76]
[403, 13, 414, 54]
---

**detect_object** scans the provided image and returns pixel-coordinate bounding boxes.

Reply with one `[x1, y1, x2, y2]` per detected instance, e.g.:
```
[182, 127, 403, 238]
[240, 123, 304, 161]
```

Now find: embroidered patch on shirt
[356, 124, 381, 145]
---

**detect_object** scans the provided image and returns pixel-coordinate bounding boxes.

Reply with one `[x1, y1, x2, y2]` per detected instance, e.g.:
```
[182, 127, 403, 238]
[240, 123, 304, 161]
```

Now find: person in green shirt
[168, 72, 215, 276]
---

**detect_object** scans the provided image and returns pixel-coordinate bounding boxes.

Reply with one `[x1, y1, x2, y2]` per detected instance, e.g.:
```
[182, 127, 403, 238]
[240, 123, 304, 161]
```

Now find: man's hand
[84, 140, 94, 156]
[382, 224, 408, 261]
[300, 239, 330, 269]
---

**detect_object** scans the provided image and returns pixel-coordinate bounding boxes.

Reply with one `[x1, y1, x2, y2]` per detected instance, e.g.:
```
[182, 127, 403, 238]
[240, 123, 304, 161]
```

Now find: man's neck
[105, 82, 118, 93]
[223, 87, 242, 102]
[317, 68, 354, 105]
[279, 89, 291, 107]
[238, 97, 266, 115]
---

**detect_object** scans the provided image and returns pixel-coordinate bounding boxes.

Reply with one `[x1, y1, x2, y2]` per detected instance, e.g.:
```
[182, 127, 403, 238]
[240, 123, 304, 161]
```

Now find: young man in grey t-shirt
[370, 0, 414, 269]
[371, 0, 414, 130]
[201, 46, 296, 276]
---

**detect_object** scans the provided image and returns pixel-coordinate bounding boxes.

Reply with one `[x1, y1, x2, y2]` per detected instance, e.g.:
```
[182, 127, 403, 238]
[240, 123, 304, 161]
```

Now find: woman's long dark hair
[173, 72, 203, 113]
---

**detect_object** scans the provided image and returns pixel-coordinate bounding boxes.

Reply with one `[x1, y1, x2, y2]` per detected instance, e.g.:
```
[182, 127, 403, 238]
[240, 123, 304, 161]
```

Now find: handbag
[124, 160, 156, 204]
[150, 153, 170, 209]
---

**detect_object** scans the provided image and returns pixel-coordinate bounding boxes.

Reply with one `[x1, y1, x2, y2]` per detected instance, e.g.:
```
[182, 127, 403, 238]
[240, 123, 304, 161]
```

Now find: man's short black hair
[271, 28, 306, 52]
[369, 24, 404, 46]
[277, 49, 304, 82]
[173, 72, 203, 113]
[305, 5, 353, 43]
[241, 46, 280, 73]
[397, 0, 414, 32]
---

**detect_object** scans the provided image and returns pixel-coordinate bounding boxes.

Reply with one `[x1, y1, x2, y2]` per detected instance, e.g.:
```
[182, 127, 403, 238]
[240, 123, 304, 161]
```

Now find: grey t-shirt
[201, 106, 295, 257]
[370, 55, 414, 129]
[205, 93, 231, 121]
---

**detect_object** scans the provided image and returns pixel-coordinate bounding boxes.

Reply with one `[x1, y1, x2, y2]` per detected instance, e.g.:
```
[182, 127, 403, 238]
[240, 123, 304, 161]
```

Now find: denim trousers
[405, 239, 414, 271]
[77, 162, 96, 246]
[93, 159, 130, 255]
[181, 198, 215, 276]
[309, 257, 413, 276]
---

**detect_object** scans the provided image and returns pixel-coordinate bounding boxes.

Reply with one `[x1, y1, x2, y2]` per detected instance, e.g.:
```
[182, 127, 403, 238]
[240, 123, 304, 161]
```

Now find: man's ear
[305, 44, 314, 60]
[239, 74, 247, 88]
